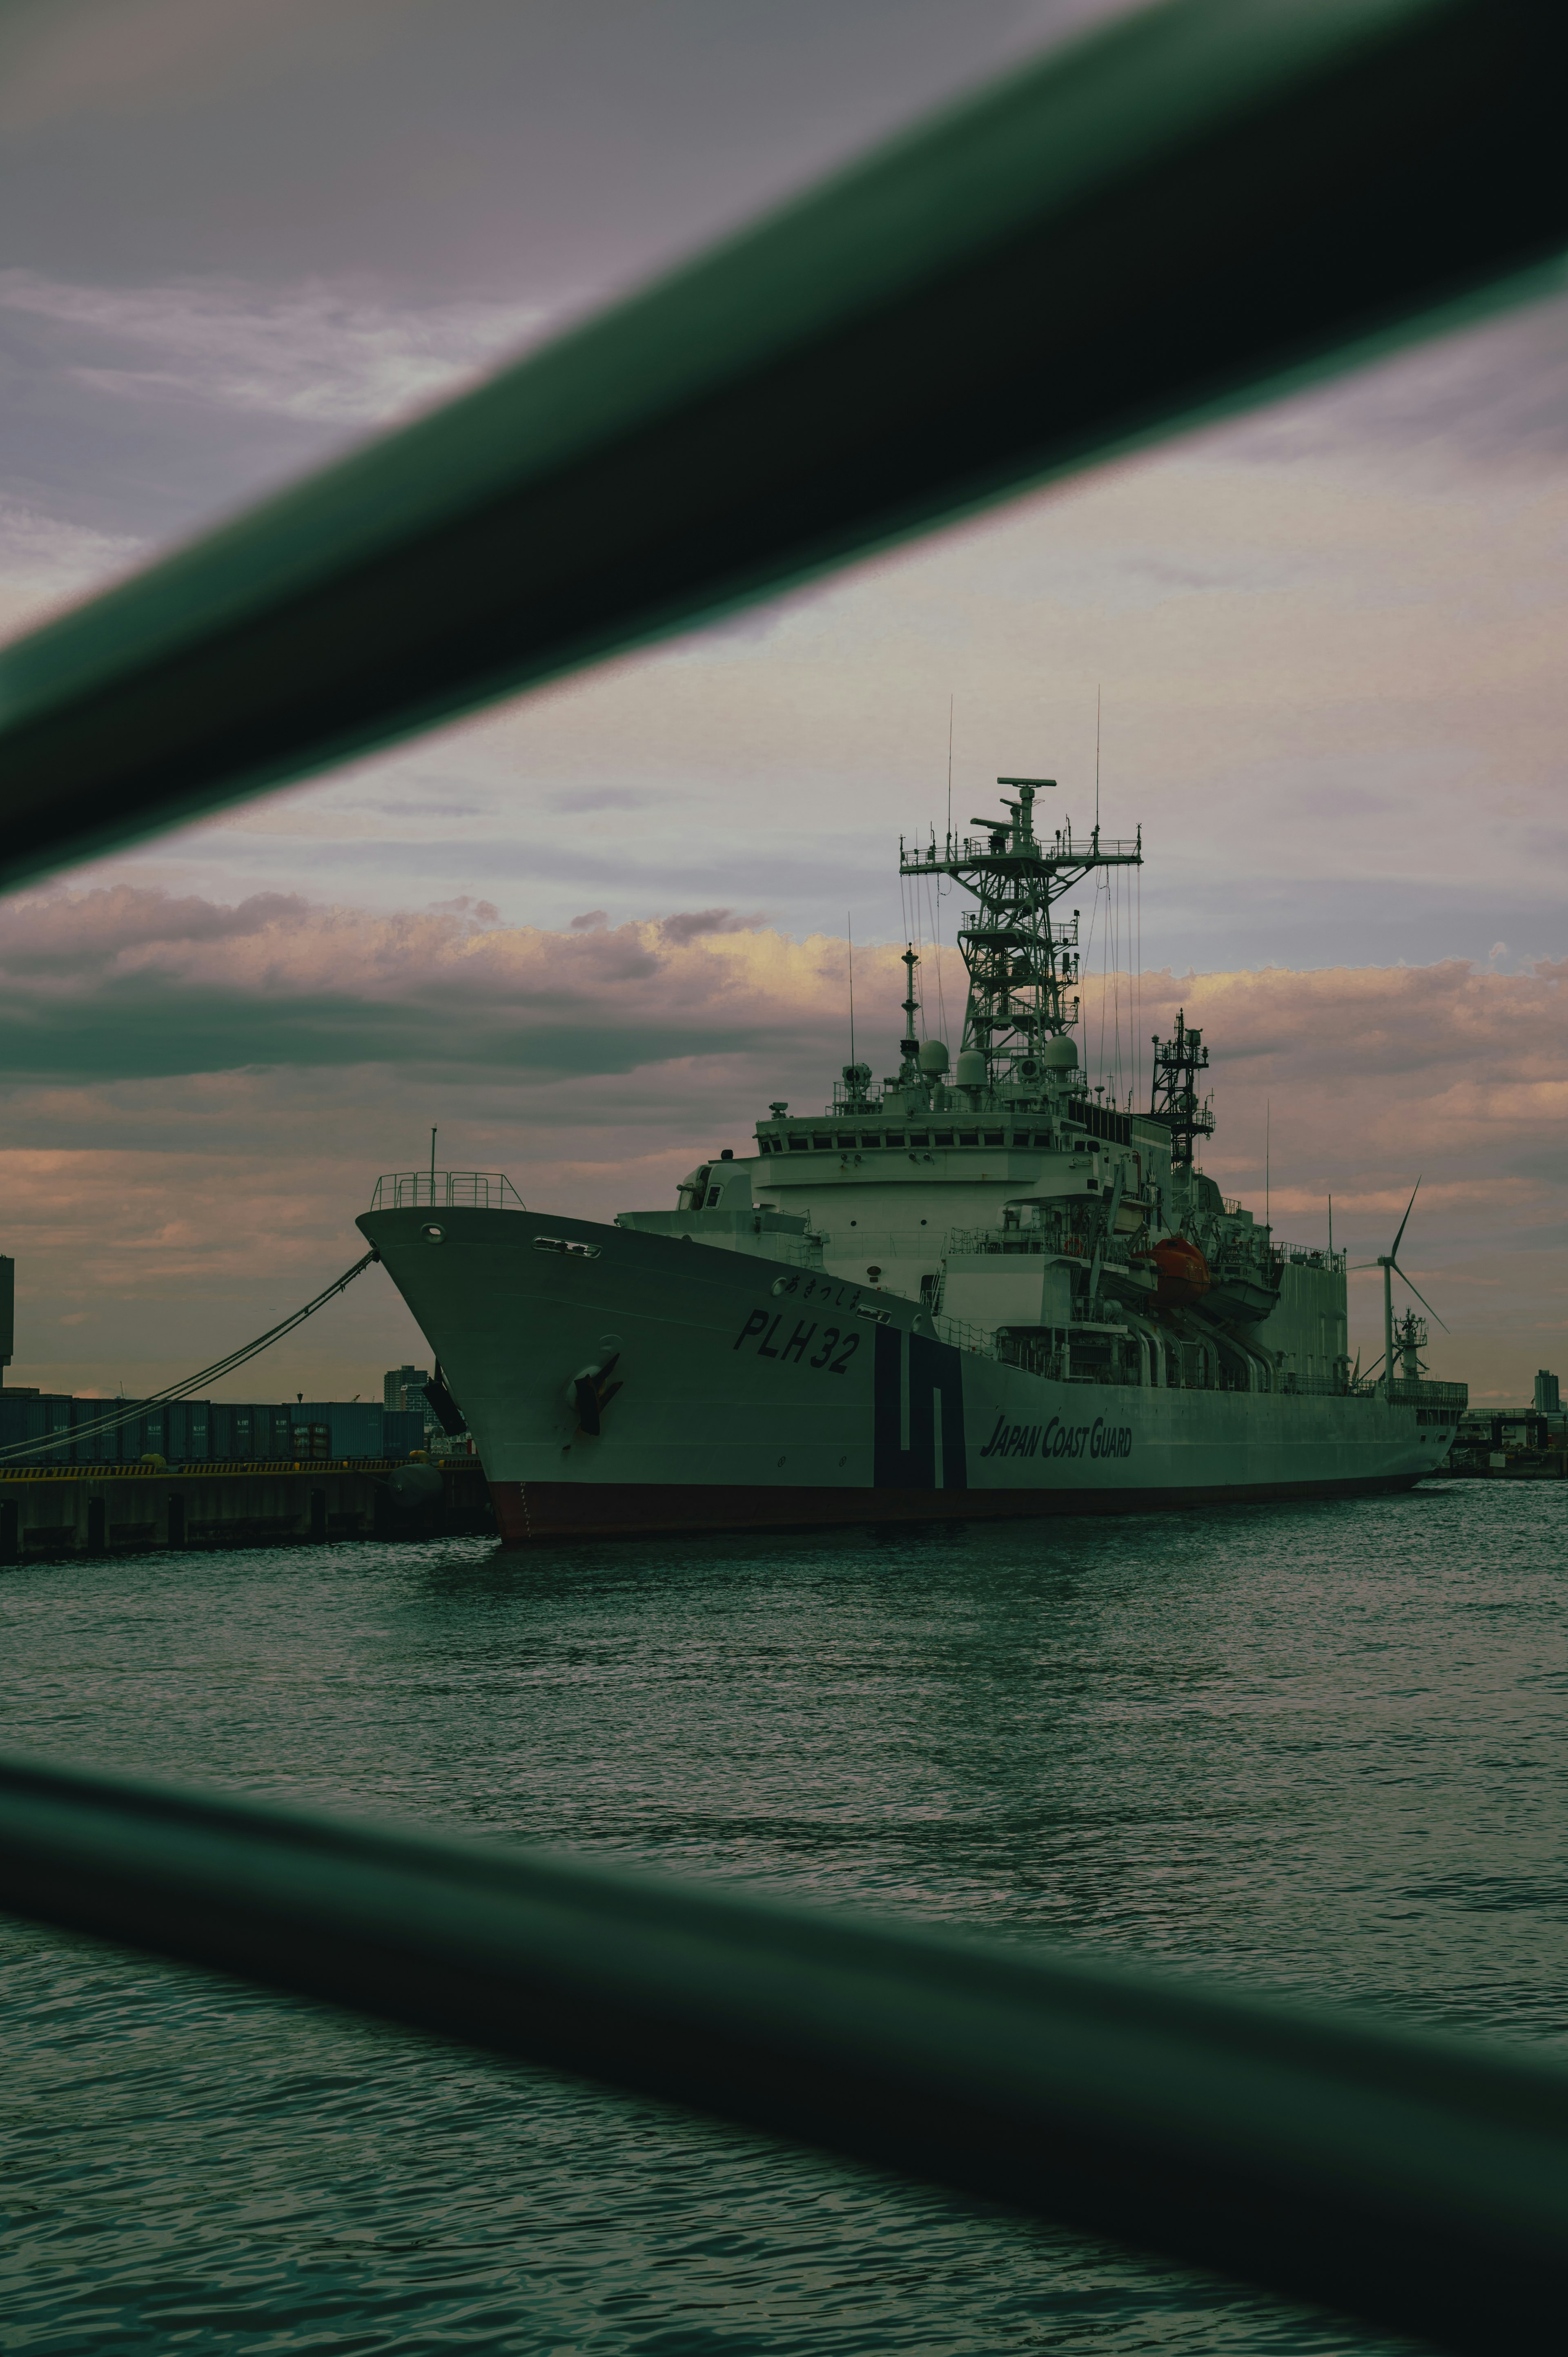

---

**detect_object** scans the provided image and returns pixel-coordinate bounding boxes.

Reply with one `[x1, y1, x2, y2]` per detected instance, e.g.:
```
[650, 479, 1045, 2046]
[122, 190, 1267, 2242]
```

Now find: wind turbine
[1353, 1180, 1447, 1398]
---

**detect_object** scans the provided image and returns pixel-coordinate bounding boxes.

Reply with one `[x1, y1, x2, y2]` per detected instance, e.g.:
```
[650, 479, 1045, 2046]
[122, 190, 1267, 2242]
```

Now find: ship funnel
[917, 1039, 949, 1076]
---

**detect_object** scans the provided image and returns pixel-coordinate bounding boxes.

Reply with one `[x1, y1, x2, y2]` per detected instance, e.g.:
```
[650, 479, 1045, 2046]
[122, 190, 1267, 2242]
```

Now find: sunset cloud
[0, 890, 1557, 1402]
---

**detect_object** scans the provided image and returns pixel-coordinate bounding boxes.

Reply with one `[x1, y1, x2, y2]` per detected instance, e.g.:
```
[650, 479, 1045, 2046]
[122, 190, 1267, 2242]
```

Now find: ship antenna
[1095, 683, 1101, 835]
[430, 1124, 437, 1205]
[1265, 1100, 1271, 1234]
[947, 695, 953, 854]
[847, 913, 856, 1071]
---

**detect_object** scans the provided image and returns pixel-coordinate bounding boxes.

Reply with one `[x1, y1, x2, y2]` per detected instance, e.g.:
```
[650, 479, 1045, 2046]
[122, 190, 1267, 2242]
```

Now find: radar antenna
[1392, 1307, 1429, 1381]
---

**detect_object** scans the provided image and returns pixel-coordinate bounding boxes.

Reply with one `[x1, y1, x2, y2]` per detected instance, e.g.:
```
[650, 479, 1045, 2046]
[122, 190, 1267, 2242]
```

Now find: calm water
[1, 1481, 1564, 2354]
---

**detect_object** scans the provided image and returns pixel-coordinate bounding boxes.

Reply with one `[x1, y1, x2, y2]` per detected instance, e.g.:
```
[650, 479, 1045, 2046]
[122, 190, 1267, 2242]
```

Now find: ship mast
[900, 779, 1141, 1080]
[897, 944, 922, 1088]
[1148, 1009, 1215, 1168]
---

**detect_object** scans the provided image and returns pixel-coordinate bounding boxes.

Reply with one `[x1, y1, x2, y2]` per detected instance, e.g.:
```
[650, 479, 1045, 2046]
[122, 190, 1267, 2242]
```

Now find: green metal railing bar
[0, 0, 1563, 892]
[1, 1750, 1565, 2357]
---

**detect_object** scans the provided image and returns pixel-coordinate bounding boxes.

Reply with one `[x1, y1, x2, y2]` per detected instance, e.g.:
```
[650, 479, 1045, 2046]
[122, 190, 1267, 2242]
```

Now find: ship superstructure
[361, 780, 1466, 1542]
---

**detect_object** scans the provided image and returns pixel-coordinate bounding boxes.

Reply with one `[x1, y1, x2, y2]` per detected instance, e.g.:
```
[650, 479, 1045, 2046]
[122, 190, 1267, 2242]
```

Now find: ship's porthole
[422, 1224, 444, 1243]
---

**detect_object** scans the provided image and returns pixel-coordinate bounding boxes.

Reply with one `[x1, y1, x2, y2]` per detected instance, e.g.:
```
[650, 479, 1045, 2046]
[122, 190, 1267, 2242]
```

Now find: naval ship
[361, 780, 1464, 1541]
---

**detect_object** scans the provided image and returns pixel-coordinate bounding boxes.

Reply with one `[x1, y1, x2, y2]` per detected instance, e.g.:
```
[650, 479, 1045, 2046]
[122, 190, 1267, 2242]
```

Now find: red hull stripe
[488, 1475, 1421, 1545]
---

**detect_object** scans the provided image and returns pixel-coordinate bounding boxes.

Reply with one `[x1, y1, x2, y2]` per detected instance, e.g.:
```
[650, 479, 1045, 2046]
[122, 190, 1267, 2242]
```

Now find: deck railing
[1389, 1377, 1470, 1411]
[938, 832, 1141, 867]
[944, 1227, 1064, 1256]
[1271, 1242, 1349, 1274]
[369, 1171, 526, 1212]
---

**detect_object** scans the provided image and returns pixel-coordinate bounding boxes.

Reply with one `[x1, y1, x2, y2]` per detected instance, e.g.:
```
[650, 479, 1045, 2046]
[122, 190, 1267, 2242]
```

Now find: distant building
[1535, 1370, 1561, 1414]
[384, 1364, 432, 1416]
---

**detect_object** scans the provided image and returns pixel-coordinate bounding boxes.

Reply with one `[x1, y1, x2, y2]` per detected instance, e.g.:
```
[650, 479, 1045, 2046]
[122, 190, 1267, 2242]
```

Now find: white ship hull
[360, 1208, 1454, 1544]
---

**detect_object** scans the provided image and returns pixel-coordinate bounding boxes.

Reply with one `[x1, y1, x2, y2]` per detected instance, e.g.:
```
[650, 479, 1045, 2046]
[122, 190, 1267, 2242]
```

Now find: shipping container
[0, 1391, 425, 1465]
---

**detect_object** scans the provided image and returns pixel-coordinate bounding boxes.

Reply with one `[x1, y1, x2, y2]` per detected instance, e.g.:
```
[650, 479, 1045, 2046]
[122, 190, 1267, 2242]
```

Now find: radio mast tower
[900, 778, 1141, 1079]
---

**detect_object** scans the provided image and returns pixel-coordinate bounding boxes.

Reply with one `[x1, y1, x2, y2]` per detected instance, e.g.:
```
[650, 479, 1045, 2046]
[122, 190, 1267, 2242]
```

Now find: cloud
[0, 889, 1558, 1401]
[0, 496, 143, 597]
[0, 0, 354, 134]
[552, 786, 654, 814]
[0, 0, 1112, 289]
[0, 885, 305, 975]
[1, 887, 1560, 1151]
[430, 895, 500, 925]
[0, 268, 556, 427]
[0, 887, 842, 1084]
[1229, 283, 1568, 476]
[61, 328, 1565, 978]
[657, 908, 767, 946]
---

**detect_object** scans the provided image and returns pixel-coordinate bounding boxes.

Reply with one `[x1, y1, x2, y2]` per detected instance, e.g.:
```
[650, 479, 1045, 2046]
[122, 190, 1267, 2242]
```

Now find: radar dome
[917, 1039, 949, 1075]
[954, 1049, 988, 1088]
[1042, 1036, 1079, 1069]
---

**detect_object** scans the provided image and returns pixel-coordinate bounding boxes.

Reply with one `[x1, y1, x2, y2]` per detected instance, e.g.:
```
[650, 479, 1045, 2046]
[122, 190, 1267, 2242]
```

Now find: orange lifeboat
[1136, 1235, 1211, 1307]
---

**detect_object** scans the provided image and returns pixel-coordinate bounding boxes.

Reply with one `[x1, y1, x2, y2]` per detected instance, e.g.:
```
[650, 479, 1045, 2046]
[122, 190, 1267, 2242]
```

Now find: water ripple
[1, 1481, 1559, 2350]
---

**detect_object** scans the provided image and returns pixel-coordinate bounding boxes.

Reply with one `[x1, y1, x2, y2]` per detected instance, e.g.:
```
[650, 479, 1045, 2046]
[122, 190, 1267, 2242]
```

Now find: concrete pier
[0, 1461, 496, 1559]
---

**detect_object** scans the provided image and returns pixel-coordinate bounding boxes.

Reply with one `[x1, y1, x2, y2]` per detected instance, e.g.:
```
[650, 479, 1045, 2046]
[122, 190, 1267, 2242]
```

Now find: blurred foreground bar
[0, 0, 1564, 889]
[2, 1750, 1567, 2355]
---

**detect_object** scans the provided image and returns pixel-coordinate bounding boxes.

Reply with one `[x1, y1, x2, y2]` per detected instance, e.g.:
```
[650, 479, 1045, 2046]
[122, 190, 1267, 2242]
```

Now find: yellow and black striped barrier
[0, 1459, 413, 1482]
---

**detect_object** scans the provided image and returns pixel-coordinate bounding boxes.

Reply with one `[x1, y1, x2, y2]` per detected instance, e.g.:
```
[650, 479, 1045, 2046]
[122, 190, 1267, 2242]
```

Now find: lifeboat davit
[1136, 1235, 1211, 1307]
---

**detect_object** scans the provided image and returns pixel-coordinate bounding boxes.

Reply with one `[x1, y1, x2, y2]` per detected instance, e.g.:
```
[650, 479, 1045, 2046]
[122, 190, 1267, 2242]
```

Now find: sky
[0, 0, 1564, 1406]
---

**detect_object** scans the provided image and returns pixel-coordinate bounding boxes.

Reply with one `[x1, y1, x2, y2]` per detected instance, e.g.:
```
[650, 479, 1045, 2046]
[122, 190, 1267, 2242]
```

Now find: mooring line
[0, 1251, 381, 1465]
